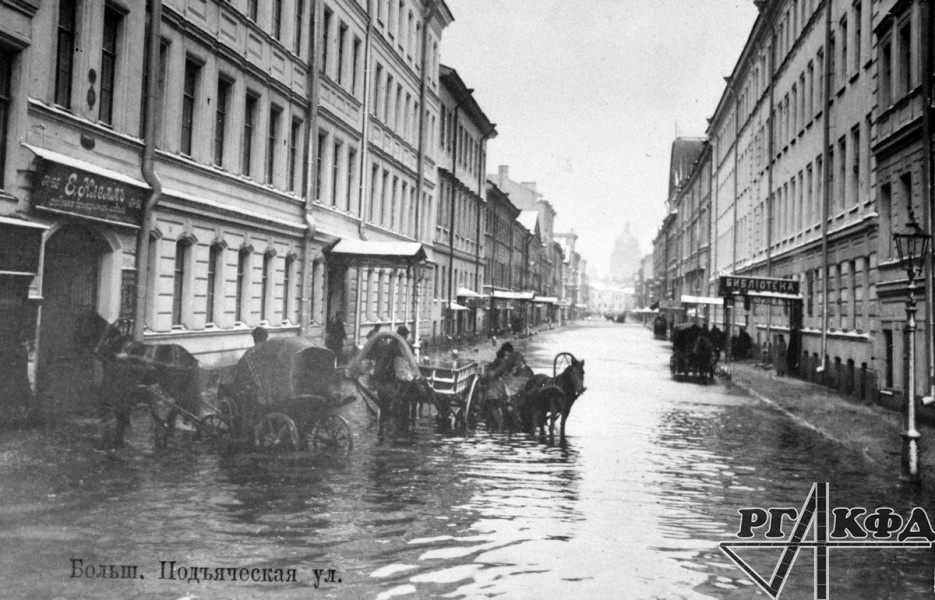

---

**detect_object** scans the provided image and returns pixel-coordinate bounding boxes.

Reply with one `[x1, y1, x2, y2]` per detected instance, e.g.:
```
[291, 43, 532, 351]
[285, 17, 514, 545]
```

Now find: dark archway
[39, 223, 112, 413]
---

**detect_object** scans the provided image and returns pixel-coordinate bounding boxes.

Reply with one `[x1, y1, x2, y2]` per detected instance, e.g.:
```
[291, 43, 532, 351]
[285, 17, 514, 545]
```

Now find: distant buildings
[649, 0, 935, 404]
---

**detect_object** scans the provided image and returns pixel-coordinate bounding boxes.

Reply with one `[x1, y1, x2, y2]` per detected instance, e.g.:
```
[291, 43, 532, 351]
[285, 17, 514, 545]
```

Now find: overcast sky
[441, 0, 759, 279]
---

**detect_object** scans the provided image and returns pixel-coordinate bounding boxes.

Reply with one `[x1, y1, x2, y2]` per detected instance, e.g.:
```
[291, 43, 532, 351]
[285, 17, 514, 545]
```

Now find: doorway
[38, 223, 111, 412]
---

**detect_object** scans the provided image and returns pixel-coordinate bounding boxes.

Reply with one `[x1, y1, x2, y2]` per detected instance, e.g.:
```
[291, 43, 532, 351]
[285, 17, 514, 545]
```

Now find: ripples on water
[2, 322, 935, 599]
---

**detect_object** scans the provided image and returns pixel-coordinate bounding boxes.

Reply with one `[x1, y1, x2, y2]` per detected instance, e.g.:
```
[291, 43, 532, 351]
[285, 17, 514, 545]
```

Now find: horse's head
[95, 319, 132, 358]
[561, 358, 586, 397]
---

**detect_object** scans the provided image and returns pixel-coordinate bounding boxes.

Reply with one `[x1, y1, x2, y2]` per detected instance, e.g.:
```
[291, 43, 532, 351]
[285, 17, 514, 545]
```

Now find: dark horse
[76, 312, 201, 448]
[515, 357, 586, 444]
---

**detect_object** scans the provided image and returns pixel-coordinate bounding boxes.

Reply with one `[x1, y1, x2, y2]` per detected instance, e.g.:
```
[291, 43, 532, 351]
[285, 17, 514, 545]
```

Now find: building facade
[433, 64, 495, 338]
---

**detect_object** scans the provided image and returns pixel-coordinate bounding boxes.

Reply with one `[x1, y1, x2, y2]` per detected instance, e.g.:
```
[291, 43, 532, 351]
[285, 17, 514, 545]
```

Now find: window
[839, 17, 847, 82]
[322, 8, 332, 75]
[352, 37, 361, 94]
[838, 137, 846, 211]
[243, 93, 257, 176]
[206, 244, 222, 324]
[248, 0, 257, 21]
[816, 48, 824, 108]
[236, 248, 250, 323]
[273, 0, 283, 40]
[807, 61, 815, 116]
[901, 172, 913, 221]
[260, 253, 272, 321]
[898, 20, 911, 97]
[316, 131, 326, 200]
[0, 49, 12, 186]
[380, 169, 389, 225]
[181, 59, 200, 156]
[372, 64, 382, 115]
[331, 139, 341, 206]
[369, 163, 379, 219]
[881, 184, 893, 257]
[215, 77, 232, 166]
[828, 33, 836, 91]
[172, 240, 190, 326]
[384, 75, 393, 123]
[853, 2, 862, 69]
[282, 256, 294, 322]
[289, 117, 301, 193]
[99, 8, 121, 125]
[346, 148, 357, 211]
[337, 24, 347, 85]
[294, 0, 304, 54]
[55, 0, 76, 108]
[881, 40, 892, 106]
[851, 126, 860, 206]
[266, 105, 281, 185]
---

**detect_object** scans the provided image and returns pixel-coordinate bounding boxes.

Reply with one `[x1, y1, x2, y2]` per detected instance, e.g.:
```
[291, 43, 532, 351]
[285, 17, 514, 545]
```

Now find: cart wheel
[464, 375, 480, 429]
[310, 415, 352, 454]
[254, 413, 299, 451]
[199, 413, 231, 447]
[554, 352, 576, 378]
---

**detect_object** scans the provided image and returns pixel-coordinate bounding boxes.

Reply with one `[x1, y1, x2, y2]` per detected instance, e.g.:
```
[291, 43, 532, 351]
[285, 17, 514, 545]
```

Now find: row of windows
[439, 104, 484, 178]
[367, 163, 419, 237]
[879, 13, 915, 108]
[231, 0, 306, 55]
[166, 240, 297, 330]
[373, 0, 431, 80]
[315, 127, 359, 212]
[802, 257, 873, 334]
[370, 61, 422, 146]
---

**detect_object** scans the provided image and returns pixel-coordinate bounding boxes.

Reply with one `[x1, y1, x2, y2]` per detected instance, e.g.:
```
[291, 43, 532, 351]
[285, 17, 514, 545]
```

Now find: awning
[447, 301, 469, 311]
[575, 303, 588, 309]
[743, 291, 803, 302]
[533, 296, 558, 304]
[491, 290, 535, 300]
[680, 294, 723, 306]
[456, 286, 483, 298]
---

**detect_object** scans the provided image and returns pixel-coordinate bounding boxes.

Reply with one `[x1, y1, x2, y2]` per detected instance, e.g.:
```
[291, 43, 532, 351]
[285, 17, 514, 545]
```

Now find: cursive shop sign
[32, 161, 146, 227]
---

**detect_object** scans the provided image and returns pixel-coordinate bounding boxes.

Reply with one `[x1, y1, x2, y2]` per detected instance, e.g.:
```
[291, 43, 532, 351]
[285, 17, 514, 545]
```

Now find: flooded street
[2, 321, 935, 599]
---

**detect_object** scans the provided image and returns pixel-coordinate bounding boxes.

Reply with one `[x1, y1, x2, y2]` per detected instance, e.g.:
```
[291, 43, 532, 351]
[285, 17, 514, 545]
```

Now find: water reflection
[5, 322, 935, 599]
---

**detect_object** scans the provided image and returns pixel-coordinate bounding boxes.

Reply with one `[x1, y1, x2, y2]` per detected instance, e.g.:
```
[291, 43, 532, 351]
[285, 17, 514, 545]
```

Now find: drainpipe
[134, 0, 163, 343]
[819, 0, 832, 374]
[300, 0, 324, 336]
[765, 20, 776, 356]
[474, 126, 495, 334]
[922, 0, 935, 403]
[413, 0, 439, 354]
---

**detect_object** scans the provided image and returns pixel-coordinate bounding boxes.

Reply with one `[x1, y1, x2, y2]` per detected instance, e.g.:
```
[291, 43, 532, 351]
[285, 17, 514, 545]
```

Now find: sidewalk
[724, 361, 916, 477]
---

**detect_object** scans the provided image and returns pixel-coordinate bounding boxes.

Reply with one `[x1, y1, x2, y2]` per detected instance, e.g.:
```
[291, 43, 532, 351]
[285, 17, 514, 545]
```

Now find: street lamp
[893, 215, 930, 484]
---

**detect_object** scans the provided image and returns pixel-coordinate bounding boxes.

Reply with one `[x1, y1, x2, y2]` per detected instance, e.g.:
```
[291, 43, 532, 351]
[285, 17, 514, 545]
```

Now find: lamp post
[893, 215, 931, 484]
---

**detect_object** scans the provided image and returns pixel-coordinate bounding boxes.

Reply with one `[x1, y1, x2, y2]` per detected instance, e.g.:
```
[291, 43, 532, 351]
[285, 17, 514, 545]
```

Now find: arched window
[236, 248, 251, 323]
[206, 244, 223, 325]
[172, 238, 192, 326]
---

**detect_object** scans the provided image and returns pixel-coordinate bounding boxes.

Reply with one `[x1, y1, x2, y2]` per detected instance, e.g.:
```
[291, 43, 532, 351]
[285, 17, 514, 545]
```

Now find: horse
[690, 334, 718, 383]
[76, 312, 201, 448]
[515, 357, 586, 444]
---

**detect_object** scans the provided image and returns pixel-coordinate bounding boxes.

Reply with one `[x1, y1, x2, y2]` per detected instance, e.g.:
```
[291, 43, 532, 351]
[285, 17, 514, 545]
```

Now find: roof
[439, 65, 497, 138]
[668, 137, 707, 196]
[517, 210, 539, 233]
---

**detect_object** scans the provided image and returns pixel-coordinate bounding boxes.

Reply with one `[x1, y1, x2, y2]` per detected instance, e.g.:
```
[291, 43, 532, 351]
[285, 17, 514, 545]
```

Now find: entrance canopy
[680, 294, 722, 305]
[491, 290, 535, 300]
[533, 296, 558, 304]
[324, 239, 427, 268]
[456, 286, 483, 298]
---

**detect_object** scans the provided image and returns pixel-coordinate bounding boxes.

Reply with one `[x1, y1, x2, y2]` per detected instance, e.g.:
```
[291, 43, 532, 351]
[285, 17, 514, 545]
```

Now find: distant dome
[609, 223, 641, 283]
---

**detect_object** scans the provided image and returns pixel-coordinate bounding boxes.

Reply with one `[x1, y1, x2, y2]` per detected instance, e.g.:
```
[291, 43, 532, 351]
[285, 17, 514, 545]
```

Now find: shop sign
[718, 275, 800, 296]
[33, 161, 145, 226]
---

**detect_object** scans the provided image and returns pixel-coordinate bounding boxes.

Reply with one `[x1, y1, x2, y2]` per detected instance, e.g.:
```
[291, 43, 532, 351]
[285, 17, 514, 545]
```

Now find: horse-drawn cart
[419, 360, 480, 430]
[669, 323, 718, 383]
[215, 338, 357, 453]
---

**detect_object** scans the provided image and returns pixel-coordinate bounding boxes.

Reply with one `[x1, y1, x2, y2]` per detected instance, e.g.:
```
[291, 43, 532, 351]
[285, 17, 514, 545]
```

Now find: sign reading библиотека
[718, 275, 800, 297]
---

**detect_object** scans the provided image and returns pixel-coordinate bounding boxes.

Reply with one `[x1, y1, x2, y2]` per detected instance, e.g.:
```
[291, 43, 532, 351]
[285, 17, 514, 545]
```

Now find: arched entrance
[39, 223, 112, 413]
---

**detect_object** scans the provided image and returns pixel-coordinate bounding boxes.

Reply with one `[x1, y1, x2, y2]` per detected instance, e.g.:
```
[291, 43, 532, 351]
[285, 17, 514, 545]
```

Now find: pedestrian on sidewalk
[775, 334, 788, 376]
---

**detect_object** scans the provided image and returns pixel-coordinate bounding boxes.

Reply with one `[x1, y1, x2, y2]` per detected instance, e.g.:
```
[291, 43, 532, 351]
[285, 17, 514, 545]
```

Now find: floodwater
[2, 321, 935, 599]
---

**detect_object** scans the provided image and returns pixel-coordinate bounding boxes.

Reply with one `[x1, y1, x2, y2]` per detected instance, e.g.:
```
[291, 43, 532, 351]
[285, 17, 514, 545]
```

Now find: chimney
[498, 165, 509, 186]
